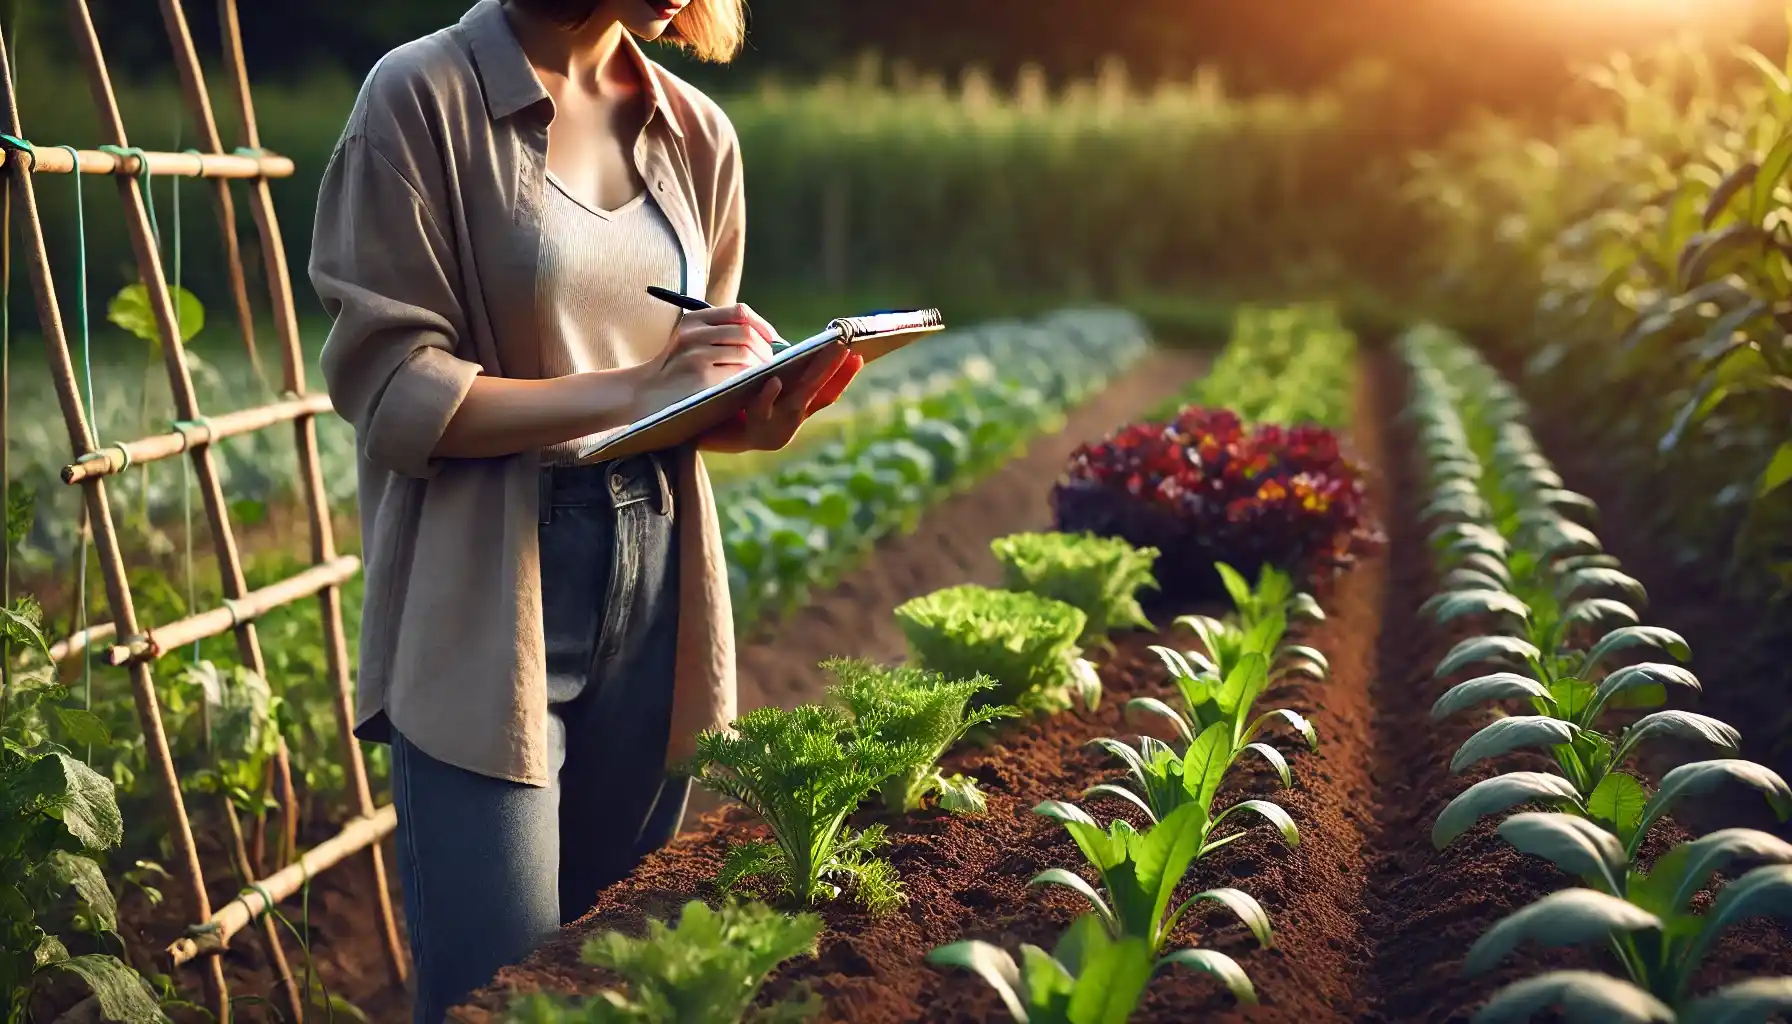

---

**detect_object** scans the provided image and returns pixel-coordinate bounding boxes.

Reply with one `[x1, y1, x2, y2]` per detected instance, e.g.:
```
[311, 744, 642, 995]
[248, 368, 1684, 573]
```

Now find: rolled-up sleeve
[311, 133, 479, 480]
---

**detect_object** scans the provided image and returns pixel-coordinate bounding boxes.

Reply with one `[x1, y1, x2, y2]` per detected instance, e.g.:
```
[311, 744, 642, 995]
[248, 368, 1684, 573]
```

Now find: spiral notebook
[575, 309, 945, 464]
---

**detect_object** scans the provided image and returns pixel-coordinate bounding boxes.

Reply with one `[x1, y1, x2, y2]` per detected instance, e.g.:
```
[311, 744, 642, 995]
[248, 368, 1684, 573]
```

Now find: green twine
[50, 145, 100, 732]
[95, 144, 157, 246]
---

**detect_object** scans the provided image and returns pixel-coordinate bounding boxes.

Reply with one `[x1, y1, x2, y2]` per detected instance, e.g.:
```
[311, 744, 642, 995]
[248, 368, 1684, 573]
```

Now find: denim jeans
[390, 454, 689, 1024]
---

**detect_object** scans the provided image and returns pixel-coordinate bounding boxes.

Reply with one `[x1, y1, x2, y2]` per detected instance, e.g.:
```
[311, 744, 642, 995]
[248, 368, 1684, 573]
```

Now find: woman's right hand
[629, 304, 780, 419]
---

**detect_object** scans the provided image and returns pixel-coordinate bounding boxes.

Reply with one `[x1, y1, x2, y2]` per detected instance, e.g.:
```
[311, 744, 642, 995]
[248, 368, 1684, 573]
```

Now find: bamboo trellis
[0, 2, 406, 1020]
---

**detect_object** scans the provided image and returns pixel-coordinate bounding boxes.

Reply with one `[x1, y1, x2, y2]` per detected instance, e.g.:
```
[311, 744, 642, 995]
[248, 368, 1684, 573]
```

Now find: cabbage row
[1402, 324, 1792, 1023]
[718, 309, 1151, 629]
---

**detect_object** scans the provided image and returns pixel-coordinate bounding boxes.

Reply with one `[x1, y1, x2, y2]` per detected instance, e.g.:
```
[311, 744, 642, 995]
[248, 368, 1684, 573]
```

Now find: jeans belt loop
[651, 454, 674, 519]
[538, 467, 554, 526]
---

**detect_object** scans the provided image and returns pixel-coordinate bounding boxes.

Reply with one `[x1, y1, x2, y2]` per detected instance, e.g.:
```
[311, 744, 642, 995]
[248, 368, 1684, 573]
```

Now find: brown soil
[448, 344, 1792, 1024]
[110, 347, 1210, 1024]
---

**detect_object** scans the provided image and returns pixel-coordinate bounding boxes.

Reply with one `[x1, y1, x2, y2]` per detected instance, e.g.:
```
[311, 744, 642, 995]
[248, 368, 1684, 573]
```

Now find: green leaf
[1214, 563, 1252, 613]
[1063, 930, 1156, 1024]
[1431, 672, 1553, 722]
[1433, 772, 1584, 849]
[106, 283, 205, 347]
[1618, 711, 1740, 758]
[1451, 716, 1579, 775]
[1635, 760, 1792, 843]
[7, 482, 36, 550]
[1471, 971, 1673, 1023]
[1557, 568, 1646, 609]
[1585, 774, 1649, 850]
[1496, 812, 1628, 893]
[48, 955, 170, 1024]
[1240, 743, 1292, 789]
[1751, 134, 1792, 224]
[1588, 664, 1699, 722]
[1704, 160, 1761, 227]
[1582, 626, 1690, 672]
[1436, 636, 1541, 679]
[1758, 441, 1792, 499]
[1463, 889, 1662, 977]
[1182, 723, 1233, 813]
[1157, 948, 1258, 1005]
[1440, 568, 1509, 593]
[2, 751, 124, 850]
[935, 772, 990, 816]
[50, 707, 113, 748]
[1678, 977, 1792, 1024]
[1640, 828, 1792, 918]
[41, 851, 120, 933]
[1029, 868, 1116, 934]
[1560, 598, 1640, 632]
[927, 941, 1028, 1022]
[1212, 799, 1299, 849]
[1687, 865, 1792, 976]
[1419, 589, 1531, 627]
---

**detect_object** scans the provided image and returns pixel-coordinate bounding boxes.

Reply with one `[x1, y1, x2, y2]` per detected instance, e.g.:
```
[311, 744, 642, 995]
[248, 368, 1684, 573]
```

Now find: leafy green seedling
[503, 900, 822, 1024]
[683, 703, 927, 913]
[824, 658, 1017, 815]
[1028, 800, 1279, 955]
[927, 911, 1257, 1023]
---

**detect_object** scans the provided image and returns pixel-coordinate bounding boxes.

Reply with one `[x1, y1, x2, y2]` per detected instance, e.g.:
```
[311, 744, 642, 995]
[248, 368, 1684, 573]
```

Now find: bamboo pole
[0, 146, 292, 178]
[0, 27, 232, 1023]
[206, 0, 410, 985]
[60, 392, 334, 484]
[62, 6, 302, 1016]
[103, 556, 360, 666]
[46, 620, 115, 664]
[167, 805, 399, 968]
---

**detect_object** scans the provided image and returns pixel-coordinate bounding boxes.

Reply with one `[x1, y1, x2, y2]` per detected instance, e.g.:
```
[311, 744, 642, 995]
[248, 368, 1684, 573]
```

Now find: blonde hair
[515, 0, 746, 63]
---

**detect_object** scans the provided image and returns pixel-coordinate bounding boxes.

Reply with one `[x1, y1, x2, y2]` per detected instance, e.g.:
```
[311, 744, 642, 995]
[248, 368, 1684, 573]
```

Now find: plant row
[1154, 303, 1356, 429]
[1400, 324, 1792, 1023]
[498, 306, 1368, 1022]
[718, 308, 1150, 628]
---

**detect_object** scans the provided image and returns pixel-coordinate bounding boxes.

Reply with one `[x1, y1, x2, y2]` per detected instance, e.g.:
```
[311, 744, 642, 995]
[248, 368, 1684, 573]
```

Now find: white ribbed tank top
[536, 170, 684, 466]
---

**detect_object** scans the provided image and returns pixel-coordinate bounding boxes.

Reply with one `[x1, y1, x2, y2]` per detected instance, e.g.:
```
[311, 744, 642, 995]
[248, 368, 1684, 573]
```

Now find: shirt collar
[461, 0, 683, 138]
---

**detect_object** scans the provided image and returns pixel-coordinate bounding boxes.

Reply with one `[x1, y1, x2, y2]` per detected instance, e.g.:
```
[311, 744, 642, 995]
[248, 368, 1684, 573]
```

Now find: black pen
[646, 286, 792, 353]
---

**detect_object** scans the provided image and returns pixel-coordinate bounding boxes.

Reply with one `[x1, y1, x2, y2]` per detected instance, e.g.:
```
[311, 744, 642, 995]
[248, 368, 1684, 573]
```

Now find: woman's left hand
[698, 343, 863, 453]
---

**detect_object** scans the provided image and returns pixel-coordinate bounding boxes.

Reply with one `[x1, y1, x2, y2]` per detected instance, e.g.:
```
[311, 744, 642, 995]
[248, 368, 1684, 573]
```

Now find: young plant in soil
[502, 899, 823, 1024]
[989, 531, 1159, 648]
[681, 700, 931, 914]
[927, 910, 1258, 1023]
[894, 585, 1101, 715]
[1463, 811, 1792, 1021]
[823, 657, 1017, 815]
[1028, 800, 1278, 956]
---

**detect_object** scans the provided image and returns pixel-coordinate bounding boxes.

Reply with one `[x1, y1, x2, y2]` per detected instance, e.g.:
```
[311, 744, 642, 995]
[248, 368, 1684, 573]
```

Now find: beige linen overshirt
[309, 0, 739, 786]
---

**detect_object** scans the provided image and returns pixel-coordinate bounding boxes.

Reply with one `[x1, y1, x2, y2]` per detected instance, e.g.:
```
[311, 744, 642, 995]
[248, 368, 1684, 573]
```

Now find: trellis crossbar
[0, 145, 292, 178]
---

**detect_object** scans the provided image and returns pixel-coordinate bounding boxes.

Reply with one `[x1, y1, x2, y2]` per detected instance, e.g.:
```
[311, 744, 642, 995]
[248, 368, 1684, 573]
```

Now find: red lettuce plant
[1051, 406, 1371, 601]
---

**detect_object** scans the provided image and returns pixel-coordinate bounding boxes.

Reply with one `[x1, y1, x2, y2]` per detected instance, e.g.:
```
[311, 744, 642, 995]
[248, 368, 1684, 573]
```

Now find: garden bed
[449, 344, 1792, 1024]
[114, 347, 1209, 1024]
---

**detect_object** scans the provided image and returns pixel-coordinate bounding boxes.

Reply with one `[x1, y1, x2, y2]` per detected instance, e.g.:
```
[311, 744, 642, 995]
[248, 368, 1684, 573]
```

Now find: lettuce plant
[683, 703, 928, 914]
[503, 900, 822, 1024]
[894, 585, 1100, 714]
[1028, 800, 1278, 955]
[927, 911, 1257, 1023]
[824, 658, 1016, 815]
[989, 531, 1158, 646]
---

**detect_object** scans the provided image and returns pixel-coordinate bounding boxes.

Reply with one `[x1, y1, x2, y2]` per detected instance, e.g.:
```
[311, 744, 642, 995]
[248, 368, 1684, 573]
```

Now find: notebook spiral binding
[829, 308, 945, 342]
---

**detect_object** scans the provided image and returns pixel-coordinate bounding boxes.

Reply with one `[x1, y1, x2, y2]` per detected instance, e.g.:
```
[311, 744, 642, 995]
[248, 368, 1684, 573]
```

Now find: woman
[309, 1, 860, 1019]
